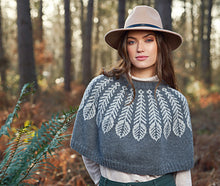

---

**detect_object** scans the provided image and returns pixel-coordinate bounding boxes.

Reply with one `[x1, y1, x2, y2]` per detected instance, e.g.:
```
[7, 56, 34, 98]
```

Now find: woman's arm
[82, 156, 101, 185]
[175, 170, 192, 186]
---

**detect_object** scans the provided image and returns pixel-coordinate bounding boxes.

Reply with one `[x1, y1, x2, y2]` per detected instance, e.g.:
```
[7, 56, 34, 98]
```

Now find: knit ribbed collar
[128, 71, 159, 82]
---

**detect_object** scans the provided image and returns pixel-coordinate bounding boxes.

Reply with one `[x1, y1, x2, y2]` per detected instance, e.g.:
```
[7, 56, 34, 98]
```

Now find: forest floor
[0, 82, 220, 186]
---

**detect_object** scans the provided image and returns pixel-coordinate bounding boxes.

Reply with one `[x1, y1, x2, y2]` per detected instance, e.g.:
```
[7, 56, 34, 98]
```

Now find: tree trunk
[190, 0, 198, 74]
[0, 0, 7, 91]
[38, 0, 43, 42]
[0, 0, 4, 59]
[80, 0, 85, 80]
[146, 0, 152, 6]
[64, 0, 71, 91]
[118, 0, 126, 28]
[200, 0, 213, 87]
[82, 0, 94, 85]
[178, 0, 188, 89]
[154, 0, 172, 30]
[200, 0, 205, 66]
[93, 0, 100, 74]
[80, 0, 85, 55]
[17, 0, 38, 90]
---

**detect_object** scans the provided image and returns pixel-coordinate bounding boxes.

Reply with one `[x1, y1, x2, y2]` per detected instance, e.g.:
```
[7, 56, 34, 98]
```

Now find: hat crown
[124, 6, 163, 29]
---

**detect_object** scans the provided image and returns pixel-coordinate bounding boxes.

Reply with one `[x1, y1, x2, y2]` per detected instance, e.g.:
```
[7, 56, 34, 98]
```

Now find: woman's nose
[137, 42, 144, 52]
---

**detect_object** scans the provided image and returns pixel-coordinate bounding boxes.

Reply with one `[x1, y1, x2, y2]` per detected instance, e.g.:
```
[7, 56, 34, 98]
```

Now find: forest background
[0, 0, 220, 185]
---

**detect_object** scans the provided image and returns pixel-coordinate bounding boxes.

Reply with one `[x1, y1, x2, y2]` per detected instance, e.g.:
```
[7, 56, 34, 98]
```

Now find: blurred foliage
[0, 83, 77, 185]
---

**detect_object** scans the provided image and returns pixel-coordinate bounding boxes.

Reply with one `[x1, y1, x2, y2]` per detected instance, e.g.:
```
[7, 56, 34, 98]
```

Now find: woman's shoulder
[88, 74, 113, 86]
[88, 74, 125, 87]
[158, 85, 189, 105]
[84, 74, 117, 93]
[93, 74, 111, 81]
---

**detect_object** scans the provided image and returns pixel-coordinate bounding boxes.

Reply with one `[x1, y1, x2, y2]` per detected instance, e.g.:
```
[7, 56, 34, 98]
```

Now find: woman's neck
[130, 66, 156, 79]
[128, 71, 159, 82]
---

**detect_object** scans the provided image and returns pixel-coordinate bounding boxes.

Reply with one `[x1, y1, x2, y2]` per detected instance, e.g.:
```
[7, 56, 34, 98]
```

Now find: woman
[70, 5, 194, 186]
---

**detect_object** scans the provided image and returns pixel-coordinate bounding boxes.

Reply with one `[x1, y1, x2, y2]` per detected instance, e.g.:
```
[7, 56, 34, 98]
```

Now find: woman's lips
[136, 56, 148, 61]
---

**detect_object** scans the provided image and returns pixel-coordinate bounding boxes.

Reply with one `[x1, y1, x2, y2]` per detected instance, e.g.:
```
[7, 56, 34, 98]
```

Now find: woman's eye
[145, 38, 154, 42]
[127, 40, 135, 45]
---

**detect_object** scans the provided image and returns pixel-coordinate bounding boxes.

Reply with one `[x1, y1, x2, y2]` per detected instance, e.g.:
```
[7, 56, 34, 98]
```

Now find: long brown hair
[101, 31, 178, 100]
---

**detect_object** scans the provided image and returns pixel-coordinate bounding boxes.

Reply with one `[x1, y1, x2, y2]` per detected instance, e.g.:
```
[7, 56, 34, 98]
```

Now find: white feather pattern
[96, 82, 120, 126]
[173, 119, 186, 137]
[102, 116, 114, 133]
[147, 90, 162, 141]
[132, 90, 147, 141]
[163, 121, 171, 140]
[149, 123, 162, 141]
[83, 103, 96, 121]
[133, 123, 147, 141]
[101, 86, 127, 133]
[162, 88, 185, 137]
[79, 76, 99, 111]
[82, 78, 112, 120]
[168, 88, 192, 131]
[156, 89, 172, 139]
[116, 90, 133, 138]
[115, 120, 131, 138]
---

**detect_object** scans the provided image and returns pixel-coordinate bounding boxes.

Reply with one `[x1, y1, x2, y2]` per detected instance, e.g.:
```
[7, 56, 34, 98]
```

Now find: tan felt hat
[105, 5, 182, 51]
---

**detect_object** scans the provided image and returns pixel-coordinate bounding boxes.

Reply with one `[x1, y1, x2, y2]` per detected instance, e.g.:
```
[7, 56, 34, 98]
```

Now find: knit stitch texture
[70, 75, 194, 175]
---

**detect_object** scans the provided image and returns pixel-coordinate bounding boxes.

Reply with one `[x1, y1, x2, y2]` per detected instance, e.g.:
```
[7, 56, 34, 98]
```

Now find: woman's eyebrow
[143, 33, 155, 38]
[127, 36, 136, 40]
[127, 33, 155, 40]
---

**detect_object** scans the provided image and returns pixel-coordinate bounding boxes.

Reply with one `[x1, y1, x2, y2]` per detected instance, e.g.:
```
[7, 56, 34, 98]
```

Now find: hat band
[126, 23, 161, 29]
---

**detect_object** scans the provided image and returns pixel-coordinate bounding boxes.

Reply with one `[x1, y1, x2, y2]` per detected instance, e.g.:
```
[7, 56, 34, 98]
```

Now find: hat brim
[104, 27, 182, 51]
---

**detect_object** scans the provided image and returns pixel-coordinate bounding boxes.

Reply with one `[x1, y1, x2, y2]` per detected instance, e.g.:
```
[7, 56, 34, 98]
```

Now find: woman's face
[127, 30, 157, 78]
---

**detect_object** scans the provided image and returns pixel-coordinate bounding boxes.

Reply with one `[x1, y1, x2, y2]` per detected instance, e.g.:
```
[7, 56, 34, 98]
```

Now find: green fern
[0, 83, 36, 138]
[0, 83, 77, 185]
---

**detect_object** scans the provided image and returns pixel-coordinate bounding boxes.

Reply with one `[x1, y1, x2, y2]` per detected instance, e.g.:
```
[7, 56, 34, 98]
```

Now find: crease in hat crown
[124, 6, 163, 29]
[104, 5, 183, 51]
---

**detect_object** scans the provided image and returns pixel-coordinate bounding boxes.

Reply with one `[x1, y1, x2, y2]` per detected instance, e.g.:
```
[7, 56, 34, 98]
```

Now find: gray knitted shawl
[70, 75, 194, 175]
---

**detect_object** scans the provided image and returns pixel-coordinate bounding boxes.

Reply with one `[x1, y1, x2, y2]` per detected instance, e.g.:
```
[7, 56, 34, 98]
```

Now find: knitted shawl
[70, 75, 194, 175]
